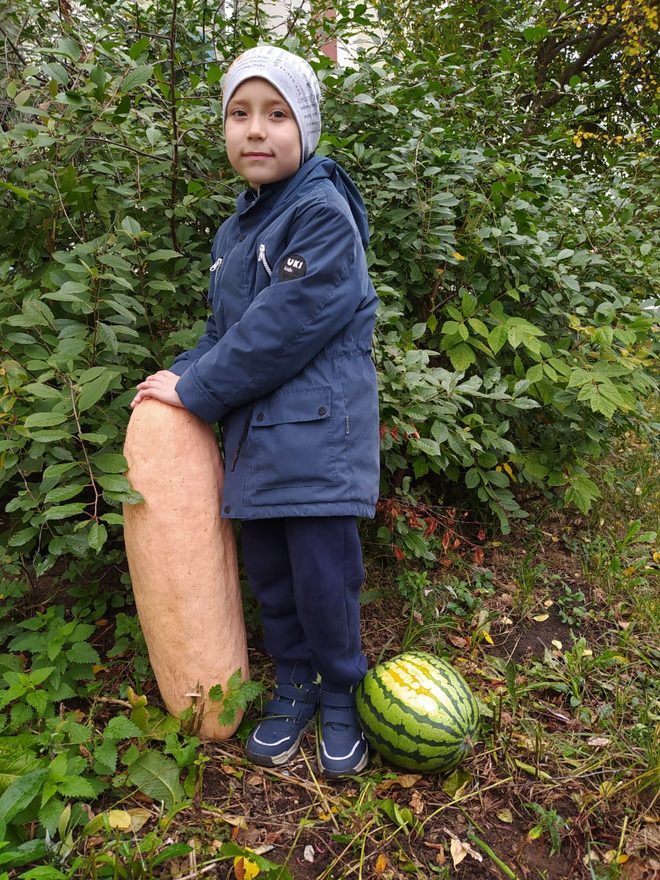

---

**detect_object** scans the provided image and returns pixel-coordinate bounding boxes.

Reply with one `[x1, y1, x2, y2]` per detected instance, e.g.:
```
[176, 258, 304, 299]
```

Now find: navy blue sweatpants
[240, 517, 367, 689]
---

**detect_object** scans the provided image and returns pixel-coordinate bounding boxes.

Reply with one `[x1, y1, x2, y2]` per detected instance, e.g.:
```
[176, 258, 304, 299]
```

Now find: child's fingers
[131, 372, 183, 409]
[130, 390, 148, 408]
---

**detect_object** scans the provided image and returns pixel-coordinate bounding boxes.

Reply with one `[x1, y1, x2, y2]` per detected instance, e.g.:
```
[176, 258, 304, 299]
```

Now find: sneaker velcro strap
[320, 690, 356, 708]
[263, 698, 299, 720]
[321, 705, 360, 727]
[262, 683, 318, 722]
[276, 682, 319, 704]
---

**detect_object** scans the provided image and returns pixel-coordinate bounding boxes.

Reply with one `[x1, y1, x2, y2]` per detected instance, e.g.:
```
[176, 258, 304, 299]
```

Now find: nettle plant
[0, 0, 657, 580]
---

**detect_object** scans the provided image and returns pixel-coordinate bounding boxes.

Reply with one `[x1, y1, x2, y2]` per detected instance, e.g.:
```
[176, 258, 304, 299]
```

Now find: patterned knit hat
[223, 45, 322, 164]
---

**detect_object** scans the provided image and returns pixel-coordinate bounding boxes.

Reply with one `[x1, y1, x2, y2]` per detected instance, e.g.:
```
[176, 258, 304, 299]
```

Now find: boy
[131, 45, 379, 778]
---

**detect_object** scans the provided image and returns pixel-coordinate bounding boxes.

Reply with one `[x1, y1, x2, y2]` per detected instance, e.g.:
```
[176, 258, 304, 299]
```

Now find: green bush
[1, 0, 657, 580]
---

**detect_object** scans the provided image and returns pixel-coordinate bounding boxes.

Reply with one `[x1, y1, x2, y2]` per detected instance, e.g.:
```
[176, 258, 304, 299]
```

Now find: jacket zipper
[210, 256, 223, 272]
[228, 244, 271, 472]
[258, 243, 272, 278]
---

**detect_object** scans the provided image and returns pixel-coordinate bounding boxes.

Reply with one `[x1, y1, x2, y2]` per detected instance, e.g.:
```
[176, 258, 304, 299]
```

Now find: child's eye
[271, 109, 287, 119]
[229, 108, 247, 118]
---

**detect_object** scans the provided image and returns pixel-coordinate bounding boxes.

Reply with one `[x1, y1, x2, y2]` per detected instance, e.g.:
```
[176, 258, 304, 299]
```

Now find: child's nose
[247, 116, 266, 138]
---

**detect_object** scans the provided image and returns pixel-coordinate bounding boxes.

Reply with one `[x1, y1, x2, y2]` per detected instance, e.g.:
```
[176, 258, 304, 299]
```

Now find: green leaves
[121, 65, 154, 93]
[77, 372, 117, 413]
[24, 411, 68, 429]
[126, 751, 185, 810]
[0, 769, 50, 840]
[0, 0, 656, 577]
[209, 670, 264, 727]
[564, 473, 601, 514]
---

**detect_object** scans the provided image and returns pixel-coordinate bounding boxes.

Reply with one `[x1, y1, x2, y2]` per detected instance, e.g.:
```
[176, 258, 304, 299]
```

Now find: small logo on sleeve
[280, 254, 307, 281]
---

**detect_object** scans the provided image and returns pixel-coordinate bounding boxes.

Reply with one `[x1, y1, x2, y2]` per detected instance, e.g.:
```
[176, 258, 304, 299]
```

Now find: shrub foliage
[0, 0, 657, 577]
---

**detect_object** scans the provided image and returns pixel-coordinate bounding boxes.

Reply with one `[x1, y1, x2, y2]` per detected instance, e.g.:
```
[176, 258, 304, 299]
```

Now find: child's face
[225, 78, 301, 189]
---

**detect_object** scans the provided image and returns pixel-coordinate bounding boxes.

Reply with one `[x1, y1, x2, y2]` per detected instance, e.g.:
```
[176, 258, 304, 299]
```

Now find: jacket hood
[318, 157, 371, 250]
[238, 156, 371, 250]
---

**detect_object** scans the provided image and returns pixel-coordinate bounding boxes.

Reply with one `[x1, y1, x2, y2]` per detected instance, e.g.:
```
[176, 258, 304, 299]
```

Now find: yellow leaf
[482, 631, 494, 645]
[502, 462, 514, 478]
[532, 614, 549, 622]
[374, 853, 388, 874]
[543, 598, 554, 608]
[127, 808, 152, 832]
[528, 825, 543, 841]
[616, 854, 629, 864]
[234, 856, 260, 880]
[497, 808, 514, 823]
[452, 251, 466, 261]
[653, 551, 660, 563]
[551, 640, 563, 651]
[107, 810, 132, 831]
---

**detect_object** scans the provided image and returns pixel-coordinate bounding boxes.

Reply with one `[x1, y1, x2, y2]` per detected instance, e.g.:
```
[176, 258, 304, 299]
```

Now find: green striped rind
[356, 652, 480, 773]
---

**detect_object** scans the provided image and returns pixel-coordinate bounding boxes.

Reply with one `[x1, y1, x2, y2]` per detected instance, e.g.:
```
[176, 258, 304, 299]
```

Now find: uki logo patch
[280, 254, 307, 281]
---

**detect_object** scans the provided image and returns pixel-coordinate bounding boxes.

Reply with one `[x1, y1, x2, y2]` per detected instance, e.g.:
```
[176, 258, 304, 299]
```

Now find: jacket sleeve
[175, 199, 366, 423]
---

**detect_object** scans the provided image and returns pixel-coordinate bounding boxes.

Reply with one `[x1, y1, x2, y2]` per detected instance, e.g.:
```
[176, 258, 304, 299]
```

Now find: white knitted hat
[222, 45, 321, 164]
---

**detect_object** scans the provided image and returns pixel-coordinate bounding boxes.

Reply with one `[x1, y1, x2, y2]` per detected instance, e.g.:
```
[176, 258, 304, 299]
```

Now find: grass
[0, 415, 658, 880]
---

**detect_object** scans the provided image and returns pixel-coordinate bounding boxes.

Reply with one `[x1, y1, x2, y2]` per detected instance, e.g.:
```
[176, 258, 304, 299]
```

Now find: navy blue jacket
[169, 156, 380, 520]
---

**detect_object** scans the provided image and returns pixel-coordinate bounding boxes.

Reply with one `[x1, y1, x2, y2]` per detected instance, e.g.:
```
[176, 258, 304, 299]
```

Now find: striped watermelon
[356, 651, 480, 773]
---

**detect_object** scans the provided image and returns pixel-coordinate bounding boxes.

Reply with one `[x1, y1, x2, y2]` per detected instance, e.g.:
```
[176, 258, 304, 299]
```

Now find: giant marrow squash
[123, 399, 248, 739]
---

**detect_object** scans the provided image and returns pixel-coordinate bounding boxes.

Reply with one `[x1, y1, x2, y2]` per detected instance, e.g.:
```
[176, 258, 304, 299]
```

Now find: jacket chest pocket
[250, 386, 339, 497]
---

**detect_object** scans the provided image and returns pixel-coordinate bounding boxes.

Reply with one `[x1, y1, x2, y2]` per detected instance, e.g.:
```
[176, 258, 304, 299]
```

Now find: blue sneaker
[246, 681, 319, 767]
[317, 687, 369, 778]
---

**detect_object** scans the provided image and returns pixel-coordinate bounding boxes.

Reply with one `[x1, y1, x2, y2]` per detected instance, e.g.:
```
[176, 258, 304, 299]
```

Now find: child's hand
[131, 370, 184, 409]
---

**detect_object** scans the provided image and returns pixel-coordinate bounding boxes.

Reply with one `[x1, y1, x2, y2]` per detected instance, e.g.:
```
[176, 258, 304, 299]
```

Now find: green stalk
[467, 832, 520, 880]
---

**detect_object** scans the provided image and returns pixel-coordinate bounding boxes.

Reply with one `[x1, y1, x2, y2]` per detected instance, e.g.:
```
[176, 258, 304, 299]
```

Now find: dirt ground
[165, 547, 647, 880]
[14, 519, 658, 879]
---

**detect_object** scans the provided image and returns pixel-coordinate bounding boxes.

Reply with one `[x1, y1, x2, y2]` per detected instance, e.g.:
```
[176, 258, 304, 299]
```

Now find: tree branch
[168, 0, 180, 252]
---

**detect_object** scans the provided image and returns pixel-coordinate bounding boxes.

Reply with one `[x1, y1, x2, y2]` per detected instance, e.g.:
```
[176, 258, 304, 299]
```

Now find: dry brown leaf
[450, 837, 469, 868]
[409, 790, 425, 815]
[627, 824, 660, 854]
[444, 827, 483, 864]
[622, 856, 660, 879]
[378, 773, 422, 791]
